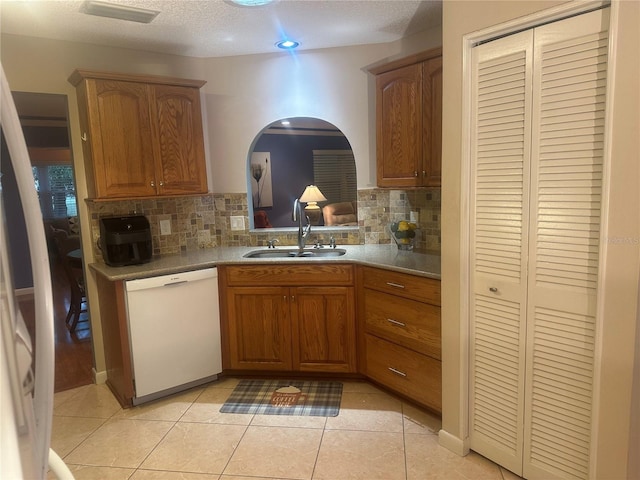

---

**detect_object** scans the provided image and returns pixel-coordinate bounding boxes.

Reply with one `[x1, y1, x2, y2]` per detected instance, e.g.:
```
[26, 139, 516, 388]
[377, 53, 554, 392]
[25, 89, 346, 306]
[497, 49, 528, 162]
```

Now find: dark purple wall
[1, 131, 33, 289]
[253, 133, 351, 227]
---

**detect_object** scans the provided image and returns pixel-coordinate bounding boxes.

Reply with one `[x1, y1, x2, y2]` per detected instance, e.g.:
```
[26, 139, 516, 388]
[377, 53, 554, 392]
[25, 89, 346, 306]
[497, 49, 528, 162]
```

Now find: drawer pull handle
[388, 367, 407, 377]
[386, 282, 405, 289]
[387, 318, 406, 327]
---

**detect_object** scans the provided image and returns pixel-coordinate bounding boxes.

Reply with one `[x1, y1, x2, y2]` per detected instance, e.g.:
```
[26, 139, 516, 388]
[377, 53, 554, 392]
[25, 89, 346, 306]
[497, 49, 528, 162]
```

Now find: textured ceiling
[0, 0, 442, 58]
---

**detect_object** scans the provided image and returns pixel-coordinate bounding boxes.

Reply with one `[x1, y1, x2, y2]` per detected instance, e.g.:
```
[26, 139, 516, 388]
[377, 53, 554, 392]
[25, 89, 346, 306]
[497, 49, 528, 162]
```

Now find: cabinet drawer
[362, 266, 440, 305]
[226, 264, 353, 286]
[364, 289, 440, 360]
[365, 334, 441, 413]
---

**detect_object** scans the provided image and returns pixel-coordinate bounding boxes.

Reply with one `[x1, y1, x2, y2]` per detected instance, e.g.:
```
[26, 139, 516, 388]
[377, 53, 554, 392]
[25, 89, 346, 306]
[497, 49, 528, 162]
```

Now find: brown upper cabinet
[68, 70, 208, 199]
[370, 48, 442, 188]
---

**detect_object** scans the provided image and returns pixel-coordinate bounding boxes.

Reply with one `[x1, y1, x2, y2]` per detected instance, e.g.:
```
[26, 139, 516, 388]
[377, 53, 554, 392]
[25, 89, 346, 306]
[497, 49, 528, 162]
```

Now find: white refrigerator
[0, 64, 73, 479]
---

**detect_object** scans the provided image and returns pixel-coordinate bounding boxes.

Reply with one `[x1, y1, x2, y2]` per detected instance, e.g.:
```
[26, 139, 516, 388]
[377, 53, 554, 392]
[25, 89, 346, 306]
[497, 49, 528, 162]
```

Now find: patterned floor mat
[220, 379, 342, 417]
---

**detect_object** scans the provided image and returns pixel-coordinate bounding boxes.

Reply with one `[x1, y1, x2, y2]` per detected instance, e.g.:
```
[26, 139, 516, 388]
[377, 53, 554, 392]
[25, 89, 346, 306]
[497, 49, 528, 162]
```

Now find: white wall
[201, 27, 442, 194]
[440, 1, 639, 478]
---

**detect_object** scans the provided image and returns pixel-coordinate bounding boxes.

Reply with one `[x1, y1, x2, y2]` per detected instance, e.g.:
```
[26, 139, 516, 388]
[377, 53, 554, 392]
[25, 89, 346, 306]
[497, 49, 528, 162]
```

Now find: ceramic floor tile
[206, 376, 241, 389]
[53, 383, 122, 419]
[112, 387, 204, 422]
[181, 386, 254, 425]
[48, 464, 134, 480]
[50, 415, 106, 458]
[402, 402, 441, 435]
[340, 380, 387, 394]
[64, 418, 174, 468]
[219, 476, 290, 480]
[313, 429, 405, 480]
[220, 475, 288, 480]
[223, 425, 323, 479]
[405, 434, 502, 480]
[53, 387, 82, 409]
[501, 467, 525, 479]
[131, 470, 221, 479]
[140, 422, 247, 474]
[249, 412, 327, 429]
[325, 392, 403, 433]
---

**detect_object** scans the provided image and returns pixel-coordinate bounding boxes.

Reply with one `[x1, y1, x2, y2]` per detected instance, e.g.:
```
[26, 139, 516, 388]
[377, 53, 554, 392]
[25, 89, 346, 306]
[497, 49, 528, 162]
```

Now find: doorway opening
[12, 91, 93, 392]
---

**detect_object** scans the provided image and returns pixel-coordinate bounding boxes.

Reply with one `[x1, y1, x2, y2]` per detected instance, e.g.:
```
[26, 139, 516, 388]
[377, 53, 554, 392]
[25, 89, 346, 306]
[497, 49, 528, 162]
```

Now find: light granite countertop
[89, 244, 441, 281]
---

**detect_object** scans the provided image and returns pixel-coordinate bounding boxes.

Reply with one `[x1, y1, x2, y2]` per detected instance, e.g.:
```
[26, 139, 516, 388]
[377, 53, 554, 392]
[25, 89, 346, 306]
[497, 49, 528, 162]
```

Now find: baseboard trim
[93, 368, 107, 385]
[438, 429, 469, 456]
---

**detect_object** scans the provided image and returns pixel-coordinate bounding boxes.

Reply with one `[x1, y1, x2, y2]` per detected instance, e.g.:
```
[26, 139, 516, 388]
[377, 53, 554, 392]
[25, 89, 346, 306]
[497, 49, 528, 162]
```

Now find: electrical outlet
[197, 230, 211, 247]
[410, 211, 419, 223]
[230, 216, 245, 231]
[160, 219, 171, 235]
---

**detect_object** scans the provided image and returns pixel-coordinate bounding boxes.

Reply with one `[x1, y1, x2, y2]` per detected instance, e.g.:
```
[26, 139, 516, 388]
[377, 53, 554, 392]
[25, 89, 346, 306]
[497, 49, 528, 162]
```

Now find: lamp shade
[299, 185, 327, 204]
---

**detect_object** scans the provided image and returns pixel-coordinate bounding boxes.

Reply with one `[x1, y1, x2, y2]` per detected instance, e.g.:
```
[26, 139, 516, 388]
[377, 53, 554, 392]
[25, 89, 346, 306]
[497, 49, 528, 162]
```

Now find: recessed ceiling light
[81, 0, 160, 24]
[226, 0, 276, 7]
[276, 40, 299, 50]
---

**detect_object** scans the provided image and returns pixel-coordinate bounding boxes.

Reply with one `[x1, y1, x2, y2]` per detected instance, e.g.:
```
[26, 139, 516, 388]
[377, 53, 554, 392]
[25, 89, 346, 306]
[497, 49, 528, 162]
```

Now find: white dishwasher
[125, 267, 222, 405]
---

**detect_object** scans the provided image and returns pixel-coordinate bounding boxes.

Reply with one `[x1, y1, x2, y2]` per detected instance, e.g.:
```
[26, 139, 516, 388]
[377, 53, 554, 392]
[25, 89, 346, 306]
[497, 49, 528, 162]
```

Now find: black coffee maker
[99, 215, 153, 266]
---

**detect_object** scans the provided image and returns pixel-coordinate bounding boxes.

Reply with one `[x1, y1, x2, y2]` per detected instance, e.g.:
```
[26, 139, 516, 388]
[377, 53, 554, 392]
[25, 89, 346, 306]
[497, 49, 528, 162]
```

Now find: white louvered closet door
[469, 29, 533, 476]
[523, 9, 608, 480]
[469, 8, 608, 480]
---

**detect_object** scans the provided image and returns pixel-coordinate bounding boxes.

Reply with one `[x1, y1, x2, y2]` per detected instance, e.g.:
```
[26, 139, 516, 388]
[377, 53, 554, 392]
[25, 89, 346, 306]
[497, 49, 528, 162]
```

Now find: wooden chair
[50, 227, 87, 332]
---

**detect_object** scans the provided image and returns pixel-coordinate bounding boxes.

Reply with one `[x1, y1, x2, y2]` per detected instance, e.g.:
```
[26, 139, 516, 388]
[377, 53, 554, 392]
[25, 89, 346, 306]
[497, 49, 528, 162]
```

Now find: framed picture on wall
[250, 152, 273, 208]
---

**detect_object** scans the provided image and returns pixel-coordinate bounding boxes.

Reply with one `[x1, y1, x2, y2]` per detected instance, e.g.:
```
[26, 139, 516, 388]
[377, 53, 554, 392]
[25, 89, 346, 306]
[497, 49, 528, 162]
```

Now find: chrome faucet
[292, 197, 311, 250]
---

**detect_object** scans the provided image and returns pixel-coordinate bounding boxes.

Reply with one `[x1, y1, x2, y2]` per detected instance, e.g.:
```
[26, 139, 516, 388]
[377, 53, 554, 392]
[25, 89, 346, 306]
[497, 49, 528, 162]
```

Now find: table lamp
[299, 185, 327, 225]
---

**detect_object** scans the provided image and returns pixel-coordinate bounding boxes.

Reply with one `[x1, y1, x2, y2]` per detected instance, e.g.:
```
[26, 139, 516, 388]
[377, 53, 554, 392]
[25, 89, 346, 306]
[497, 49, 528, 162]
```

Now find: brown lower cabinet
[365, 334, 441, 412]
[359, 265, 442, 413]
[220, 263, 441, 412]
[220, 264, 357, 373]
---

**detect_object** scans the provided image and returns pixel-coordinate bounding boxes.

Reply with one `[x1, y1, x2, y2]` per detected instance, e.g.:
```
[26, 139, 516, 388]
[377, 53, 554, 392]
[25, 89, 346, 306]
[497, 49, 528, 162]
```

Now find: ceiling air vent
[81, 1, 160, 24]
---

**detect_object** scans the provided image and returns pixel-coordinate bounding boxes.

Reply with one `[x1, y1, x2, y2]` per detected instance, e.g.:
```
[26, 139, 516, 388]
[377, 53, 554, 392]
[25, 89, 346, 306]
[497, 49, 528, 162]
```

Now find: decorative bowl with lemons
[389, 220, 418, 251]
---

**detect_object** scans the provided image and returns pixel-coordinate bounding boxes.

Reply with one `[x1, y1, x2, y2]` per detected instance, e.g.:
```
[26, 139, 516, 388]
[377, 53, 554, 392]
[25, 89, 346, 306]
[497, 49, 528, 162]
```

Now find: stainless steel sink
[243, 248, 347, 259]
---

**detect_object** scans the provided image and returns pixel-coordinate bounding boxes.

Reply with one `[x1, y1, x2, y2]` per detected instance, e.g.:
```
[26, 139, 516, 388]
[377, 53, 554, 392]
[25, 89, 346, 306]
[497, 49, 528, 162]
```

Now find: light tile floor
[49, 378, 523, 480]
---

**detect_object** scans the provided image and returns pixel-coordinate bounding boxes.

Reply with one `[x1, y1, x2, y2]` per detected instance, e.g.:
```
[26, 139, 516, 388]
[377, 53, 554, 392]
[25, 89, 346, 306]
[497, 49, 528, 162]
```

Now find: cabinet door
[85, 79, 157, 198]
[150, 85, 207, 195]
[291, 286, 356, 373]
[376, 63, 423, 187]
[422, 55, 442, 187]
[226, 286, 292, 370]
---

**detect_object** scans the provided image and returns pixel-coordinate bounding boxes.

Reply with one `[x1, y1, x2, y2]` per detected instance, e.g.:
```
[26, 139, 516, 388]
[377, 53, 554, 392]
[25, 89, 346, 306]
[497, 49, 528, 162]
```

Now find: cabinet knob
[159, 181, 164, 187]
[414, 171, 418, 177]
[489, 287, 498, 293]
[422, 170, 426, 177]
[150, 180, 155, 187]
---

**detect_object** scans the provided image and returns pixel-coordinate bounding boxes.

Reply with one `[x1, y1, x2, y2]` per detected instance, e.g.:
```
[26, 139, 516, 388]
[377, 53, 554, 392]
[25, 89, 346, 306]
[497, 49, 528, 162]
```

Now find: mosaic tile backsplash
[86, 188, 441, 261]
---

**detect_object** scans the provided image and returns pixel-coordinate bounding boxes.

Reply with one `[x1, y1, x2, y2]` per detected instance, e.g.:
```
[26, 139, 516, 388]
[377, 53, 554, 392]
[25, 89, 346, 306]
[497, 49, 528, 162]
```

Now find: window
[32, 165, 77, 219]
[312, 150, 356, 205]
